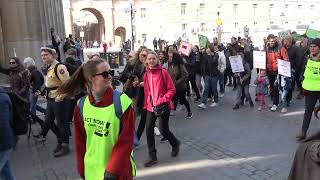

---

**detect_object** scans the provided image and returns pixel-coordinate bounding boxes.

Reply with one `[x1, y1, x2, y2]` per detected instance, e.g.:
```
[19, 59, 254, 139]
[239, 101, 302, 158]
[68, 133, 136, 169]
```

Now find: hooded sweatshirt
[143, 65, 176, 112]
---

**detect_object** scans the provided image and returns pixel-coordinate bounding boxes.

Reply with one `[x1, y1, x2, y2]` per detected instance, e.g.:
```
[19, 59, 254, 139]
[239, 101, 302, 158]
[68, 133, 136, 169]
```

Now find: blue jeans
[280, 89, 289, 107]
[0, 149, 15, 180]
[202, 75, 219, 104]
[218, 73, 225, 94]
[29, 93, 46, 115]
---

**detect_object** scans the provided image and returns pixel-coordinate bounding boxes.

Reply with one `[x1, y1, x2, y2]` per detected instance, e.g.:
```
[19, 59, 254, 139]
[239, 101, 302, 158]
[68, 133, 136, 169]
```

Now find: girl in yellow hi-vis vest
[296, 38, 320, 141]
[56, 59, 136, 180]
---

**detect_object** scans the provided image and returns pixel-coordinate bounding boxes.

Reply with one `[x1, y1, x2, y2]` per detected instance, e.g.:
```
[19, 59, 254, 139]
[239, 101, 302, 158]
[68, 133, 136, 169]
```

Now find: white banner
[253, 51, 266, 69]
[229, 55, 244, 73]
[277, 59, 291, 77]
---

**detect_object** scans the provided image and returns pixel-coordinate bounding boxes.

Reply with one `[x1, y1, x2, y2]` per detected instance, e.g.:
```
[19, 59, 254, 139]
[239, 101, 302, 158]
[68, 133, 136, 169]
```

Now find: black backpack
[7, 92, 31, 136]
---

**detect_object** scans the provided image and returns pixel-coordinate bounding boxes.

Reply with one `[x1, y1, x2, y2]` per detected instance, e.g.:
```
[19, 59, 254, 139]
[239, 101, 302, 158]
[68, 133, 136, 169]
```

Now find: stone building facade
[0, 0, 65, 65]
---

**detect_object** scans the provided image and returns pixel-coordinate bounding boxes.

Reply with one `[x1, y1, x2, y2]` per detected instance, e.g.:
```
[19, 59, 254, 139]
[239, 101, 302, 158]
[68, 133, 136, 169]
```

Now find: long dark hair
[172, 52, 184, 66]
[57, 59, 105, 97]
[10, 57, 25, 71]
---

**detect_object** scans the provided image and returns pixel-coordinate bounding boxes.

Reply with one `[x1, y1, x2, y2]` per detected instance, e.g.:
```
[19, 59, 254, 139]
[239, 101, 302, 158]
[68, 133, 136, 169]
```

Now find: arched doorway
[73, 8, 105, 48]
[114, 26, 126, 48]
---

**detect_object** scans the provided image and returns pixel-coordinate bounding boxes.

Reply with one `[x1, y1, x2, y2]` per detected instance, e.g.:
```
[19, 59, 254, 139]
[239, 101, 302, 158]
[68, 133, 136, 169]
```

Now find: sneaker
[198, 103, 207, 109]
[270, 105, 277, 112]
[170, 111, 176, 116]
[268, 104, 273, 108]
[176, 106, 183, 111]
[209, 102, 218, 107]
[160, 137, 168, 143]
[281, 108, 288, 113]
[53, 143, 62, 153]
[54, 145, 70, 157]
[144, 156, 158, 167]
[219, 93, 225, 98]
[195, 97, 201, 102]
[171, 141, 181, 157]
[154, 127, 161, 136]
[258, 106, 262, 111]
[232, 104, 240, 110]
[186, 112, 193, 119]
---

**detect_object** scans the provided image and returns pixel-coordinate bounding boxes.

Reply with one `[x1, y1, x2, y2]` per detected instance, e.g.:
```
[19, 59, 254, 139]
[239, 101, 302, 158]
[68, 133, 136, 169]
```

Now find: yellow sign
[216, 18, 222, 26]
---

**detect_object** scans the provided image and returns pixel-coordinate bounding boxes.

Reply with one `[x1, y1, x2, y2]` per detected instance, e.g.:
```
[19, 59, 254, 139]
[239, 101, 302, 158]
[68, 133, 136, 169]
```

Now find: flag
[198, 34, 208, 49]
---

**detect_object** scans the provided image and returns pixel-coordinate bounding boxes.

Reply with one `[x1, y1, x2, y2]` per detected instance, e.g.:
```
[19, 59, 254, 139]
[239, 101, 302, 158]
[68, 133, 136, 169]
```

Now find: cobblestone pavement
[10, 84, 320, 180]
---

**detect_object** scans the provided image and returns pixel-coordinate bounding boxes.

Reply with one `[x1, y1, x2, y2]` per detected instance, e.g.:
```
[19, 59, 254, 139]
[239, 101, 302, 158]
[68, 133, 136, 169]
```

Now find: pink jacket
[143, 65, 176, 112]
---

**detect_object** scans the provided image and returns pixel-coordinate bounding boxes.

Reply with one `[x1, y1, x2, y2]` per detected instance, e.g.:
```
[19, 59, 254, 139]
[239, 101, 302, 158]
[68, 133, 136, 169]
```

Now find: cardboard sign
[278, 30, 291, 39]
[178, 41, 193, 56]
[198, 34, 208, 49]
[253, 51, 266, 69]
[229, 55, 244, 73]
[277, 59, 291, 77]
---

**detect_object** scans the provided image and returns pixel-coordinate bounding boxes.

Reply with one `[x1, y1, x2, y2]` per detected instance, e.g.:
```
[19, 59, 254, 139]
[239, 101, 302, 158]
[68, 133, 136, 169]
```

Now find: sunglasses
[141, 54, 147, 57]
[95, 71, 112, 79]
[9, 62, 16, 65]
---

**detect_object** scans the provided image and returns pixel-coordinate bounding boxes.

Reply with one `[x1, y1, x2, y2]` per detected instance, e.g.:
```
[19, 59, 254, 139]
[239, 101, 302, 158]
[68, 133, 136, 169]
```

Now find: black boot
[249, 101, 254, 108]
[233, 104, 240, 110]
[144, 152, 158, 167]
[171, 140, 181, 157]
[53, 143, 62, 153]
[54, 144, 70, 157]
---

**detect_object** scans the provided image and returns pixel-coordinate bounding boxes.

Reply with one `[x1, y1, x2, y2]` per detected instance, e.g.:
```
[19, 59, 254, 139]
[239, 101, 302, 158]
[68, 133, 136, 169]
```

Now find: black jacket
[286, 45, 300, 71]
[28, 66, 44, 93]
[202, 52, 219, 77]
[0, 88, 15, 151]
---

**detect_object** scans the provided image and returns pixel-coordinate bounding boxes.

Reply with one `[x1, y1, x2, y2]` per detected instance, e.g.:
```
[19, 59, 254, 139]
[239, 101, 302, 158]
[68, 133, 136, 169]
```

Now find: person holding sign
[232, 46, 254, 110]
[296, 39, 320, 141]
[266, 34, 289, 112]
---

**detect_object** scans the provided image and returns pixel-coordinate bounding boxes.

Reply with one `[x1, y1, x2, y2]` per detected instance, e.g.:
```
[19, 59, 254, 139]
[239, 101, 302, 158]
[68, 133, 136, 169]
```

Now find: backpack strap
[113, 90, 123, 121]
[54, 63, 62, 81]
[78, 95, 87, 120]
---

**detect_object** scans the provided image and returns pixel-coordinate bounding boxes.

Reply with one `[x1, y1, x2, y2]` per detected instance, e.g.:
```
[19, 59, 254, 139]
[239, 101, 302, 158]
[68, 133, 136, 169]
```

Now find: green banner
[198, 34, 208, 49]
[292, 33, 302, 42]
[306, 28, 320, 39]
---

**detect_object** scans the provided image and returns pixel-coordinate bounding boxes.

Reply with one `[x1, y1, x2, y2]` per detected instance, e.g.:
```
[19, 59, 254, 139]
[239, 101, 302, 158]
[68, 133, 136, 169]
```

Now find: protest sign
[278, 30, 291, 38]
[278, 59, 291, 77]
[229, 55, 244, 73]
[178, 41, 193, 56]
[253, 51, 266, 69]
[198, 34, 208, 49]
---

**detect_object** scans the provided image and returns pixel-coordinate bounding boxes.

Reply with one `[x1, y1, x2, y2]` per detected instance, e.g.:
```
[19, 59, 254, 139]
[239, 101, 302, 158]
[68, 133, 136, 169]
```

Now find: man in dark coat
[0, 87, 16, 179]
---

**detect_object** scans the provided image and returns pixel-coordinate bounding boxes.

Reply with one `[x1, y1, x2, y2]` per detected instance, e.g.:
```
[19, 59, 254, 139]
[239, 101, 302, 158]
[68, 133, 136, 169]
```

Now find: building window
[311, 5, 314, 10]
[199, 3, 205, 15]
[298, 5, 302, 9]
[285, 4, 288, 9]
[270, 21, 274, 24]
[182, 23, 187, 31]
[233, 4, 238, 15]
[253, 4, 257, 16]
[234, 22, 238, 29]
[254, 22, 258, 25]
[140, 8, 146, 18]
[181, 3, 187, 15]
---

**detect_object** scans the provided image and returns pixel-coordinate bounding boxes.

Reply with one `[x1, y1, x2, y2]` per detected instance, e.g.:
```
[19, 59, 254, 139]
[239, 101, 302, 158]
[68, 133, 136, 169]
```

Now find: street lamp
[125, 0, 135, 51]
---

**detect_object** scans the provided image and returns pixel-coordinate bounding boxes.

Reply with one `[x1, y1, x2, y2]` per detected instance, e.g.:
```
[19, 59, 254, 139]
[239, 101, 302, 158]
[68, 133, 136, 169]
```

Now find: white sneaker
[270, 105, 277, 112]
[154, 127, 161, 136]
[198, 103, 207, 109]
[170, 111, 176, 116]
[210, 102, 218, 107]
[176, 106, 183, 111]
[258, 106, 262, 111]
[281, 108, 288, 113]
[219, 93, 225, 98]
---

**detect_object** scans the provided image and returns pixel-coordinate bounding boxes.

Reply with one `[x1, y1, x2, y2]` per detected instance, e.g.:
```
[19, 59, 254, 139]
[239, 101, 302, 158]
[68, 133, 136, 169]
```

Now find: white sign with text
[253, 51, 266, 69]
[229, 55, 244, 73]
[277, 59, 291, 77]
